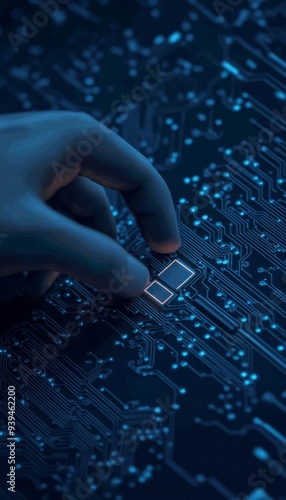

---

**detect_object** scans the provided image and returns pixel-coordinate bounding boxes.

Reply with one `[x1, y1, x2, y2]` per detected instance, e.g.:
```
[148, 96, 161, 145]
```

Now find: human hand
[0, 111, 180, 299]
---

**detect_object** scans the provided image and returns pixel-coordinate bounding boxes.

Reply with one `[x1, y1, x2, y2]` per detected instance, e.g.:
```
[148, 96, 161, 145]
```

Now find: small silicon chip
[158, 259, 195, 290]
[144, 280, 174, 305]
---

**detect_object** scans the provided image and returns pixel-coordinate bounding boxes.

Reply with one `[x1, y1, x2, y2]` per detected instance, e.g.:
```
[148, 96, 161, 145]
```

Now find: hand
[0, 111, 180, 299]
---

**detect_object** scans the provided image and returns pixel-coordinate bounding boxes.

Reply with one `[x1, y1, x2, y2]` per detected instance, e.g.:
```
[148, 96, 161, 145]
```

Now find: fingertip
[116, 255, 149, 299]
[149, 236, 181, 254]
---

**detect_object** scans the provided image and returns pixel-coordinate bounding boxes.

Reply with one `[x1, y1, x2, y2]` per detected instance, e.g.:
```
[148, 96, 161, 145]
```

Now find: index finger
[78, 115, 181, 253]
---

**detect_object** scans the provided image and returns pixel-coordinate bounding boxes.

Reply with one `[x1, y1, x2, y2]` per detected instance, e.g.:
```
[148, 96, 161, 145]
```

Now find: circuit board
[0, 0, 286, 499]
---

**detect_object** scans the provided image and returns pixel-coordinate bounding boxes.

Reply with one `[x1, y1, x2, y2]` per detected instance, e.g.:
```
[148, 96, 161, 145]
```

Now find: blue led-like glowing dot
[241, 371, 247, 378]
[184, 138, 193, 145]
[129, 68, 138, 77]
[179, 388, 186, 394]
[194, 220, 201, 226]
[214, 118, 223, 128]
[187, 91, 195, 100]
[202, 214, 208, 220]
[227, 413, 236, 420]
[225, 148, 232, 155]
[233, 104, 241, 111]
[168, 31, 182, 44]
[275, 90, 286, 100]
[199, 351, 205, 357]
[192, 175, 200, 182]
[190, 206, 197, 214]
[278, 179, 284, 184]
[182, 351, 188, 357]
[165, 117, 173, 125]
[197, 113, 207, 121]
[154, 407, 162, 414]
[84, 77, 94, 86]
[183, 177, 191, 184]
[153, 34, 164, 45]
[241, 317, 247, 323]
[250, 374, 258, 380]
[277, 345, 284, 351]
[253, 447, 269, 461]
[172, 363, 178, 369]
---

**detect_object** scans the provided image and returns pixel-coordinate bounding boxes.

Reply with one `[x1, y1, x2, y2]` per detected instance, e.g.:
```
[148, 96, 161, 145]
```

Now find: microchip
[158, 259, 195, 290]
[144, 280, 174, 305]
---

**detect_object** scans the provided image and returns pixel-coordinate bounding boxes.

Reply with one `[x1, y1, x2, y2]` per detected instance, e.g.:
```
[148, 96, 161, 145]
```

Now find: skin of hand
[0, 111, 181, 300]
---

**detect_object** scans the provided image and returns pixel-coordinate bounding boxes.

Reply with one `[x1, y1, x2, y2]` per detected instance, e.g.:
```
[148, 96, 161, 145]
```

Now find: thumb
[3, 202, 149, 299]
